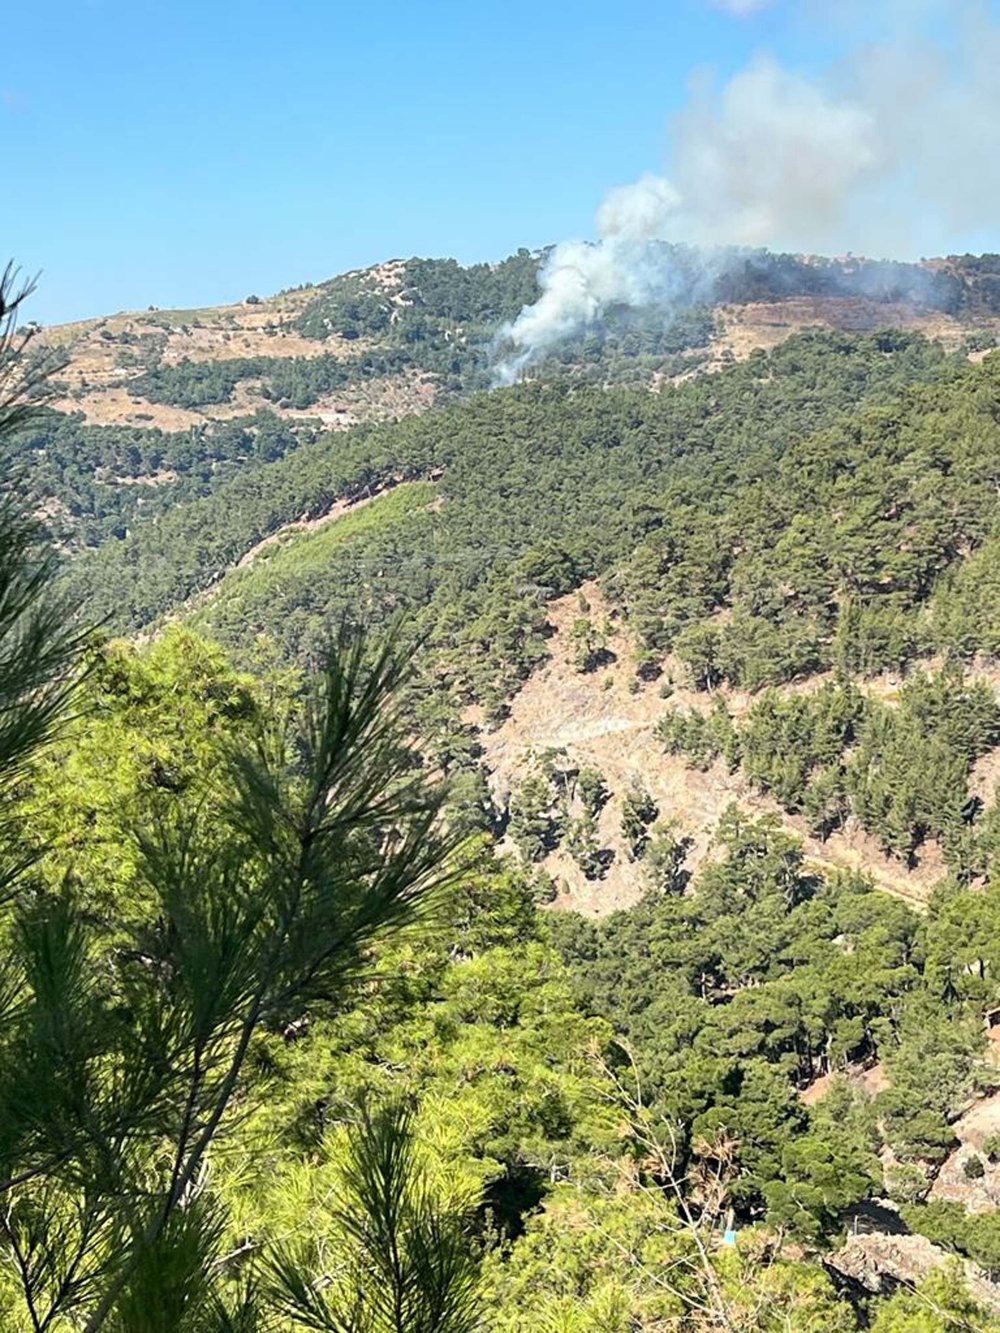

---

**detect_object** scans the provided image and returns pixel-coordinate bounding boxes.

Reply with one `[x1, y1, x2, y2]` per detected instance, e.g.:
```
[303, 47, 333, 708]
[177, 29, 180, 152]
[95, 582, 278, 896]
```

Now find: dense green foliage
[614, 348, 1000, 688]
[294, 253, 541, 346]
[10, 407, 315, 548]
[20, 254, 1000, 1327]
[0, 616, 479, 1329]
[131, 348, 428, 410]
[658, 672, 1000, 868]
[19, 626, 1000, 1330]
[64, 330, 962, 710]
[553, 810, 993, 1228]
[902, 1200, 1000, 1278]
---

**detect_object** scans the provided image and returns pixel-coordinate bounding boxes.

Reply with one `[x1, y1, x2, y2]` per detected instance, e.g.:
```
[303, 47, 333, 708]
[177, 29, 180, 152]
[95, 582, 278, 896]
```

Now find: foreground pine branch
[0, 263, 478, 1331]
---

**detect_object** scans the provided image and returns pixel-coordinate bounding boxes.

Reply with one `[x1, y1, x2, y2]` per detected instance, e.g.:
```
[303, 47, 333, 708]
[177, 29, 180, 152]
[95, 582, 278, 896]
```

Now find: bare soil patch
[478, 583, 947, 916]
[711, 297, 986, 366]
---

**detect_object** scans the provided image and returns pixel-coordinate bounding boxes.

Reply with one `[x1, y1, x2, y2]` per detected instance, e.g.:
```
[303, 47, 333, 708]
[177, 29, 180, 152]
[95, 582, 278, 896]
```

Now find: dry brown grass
[39, 277, 439, 429]
[708, 296, 998, 368]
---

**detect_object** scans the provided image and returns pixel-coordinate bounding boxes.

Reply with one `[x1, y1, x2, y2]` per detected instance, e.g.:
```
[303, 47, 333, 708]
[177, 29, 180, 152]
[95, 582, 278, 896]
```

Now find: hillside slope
[38, 249, 1000, 431]
[61, 328, 953, 627]
[23, 247, 1000, 557]
[478, 580, 947, 915]
[24, 250, 1000, 924]
[51, 318, 1000, 919]
[21, 250, 1000, 1324]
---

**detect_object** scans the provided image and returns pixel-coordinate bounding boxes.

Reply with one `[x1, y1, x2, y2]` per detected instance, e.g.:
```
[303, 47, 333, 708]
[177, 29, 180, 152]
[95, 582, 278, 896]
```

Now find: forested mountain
[22, 246, 1000, 555]
[57, 329, 956, 638]
[11, 251, 1000, 1328]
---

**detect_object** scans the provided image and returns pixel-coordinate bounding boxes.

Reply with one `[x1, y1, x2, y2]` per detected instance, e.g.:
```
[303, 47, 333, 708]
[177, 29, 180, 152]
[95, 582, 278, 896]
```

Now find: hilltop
[38, 273, 434, 433]
[37, 248, 1000, 432]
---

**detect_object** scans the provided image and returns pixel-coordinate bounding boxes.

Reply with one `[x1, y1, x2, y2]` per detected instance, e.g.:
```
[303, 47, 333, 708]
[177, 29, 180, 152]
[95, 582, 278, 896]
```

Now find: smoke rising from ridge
[495, 1, 1000, 382]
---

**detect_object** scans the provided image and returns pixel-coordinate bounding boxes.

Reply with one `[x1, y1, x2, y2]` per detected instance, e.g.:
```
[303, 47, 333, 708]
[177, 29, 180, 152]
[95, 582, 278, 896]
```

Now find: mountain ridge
[36, 247, 1000, 432]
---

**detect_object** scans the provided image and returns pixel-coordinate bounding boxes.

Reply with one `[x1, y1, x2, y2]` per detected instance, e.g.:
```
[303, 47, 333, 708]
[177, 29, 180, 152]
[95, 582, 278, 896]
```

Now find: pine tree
[620, 779, 659, 861]
[0, 267, 479, 1331]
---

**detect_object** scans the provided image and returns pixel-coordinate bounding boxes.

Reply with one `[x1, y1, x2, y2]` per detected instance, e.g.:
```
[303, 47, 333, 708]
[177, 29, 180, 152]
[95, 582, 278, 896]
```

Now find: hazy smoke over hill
[495, 1, 1000, 382]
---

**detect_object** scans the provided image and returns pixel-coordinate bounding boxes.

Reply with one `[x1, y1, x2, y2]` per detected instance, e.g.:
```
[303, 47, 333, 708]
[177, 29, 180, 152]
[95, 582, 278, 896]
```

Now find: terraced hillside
[40, 249, 1000, 423]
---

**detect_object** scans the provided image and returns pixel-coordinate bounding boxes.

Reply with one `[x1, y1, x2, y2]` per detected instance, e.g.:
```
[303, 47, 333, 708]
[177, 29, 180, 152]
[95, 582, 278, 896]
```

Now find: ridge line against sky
[5, 0, 1000, 324]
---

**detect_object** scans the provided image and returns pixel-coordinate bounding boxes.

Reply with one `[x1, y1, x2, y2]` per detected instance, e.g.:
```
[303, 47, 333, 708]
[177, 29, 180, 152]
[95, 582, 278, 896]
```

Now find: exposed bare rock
[830, 1230, 1000, 1316]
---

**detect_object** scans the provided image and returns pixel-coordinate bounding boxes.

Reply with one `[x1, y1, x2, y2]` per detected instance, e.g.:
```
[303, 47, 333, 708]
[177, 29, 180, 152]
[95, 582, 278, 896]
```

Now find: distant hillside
[38, 248, 1000, 431]
[20, 242, 1000, 1328]
[18, 247, 1000, 555]
[62, 327, 952, 642]
[51, 319, 1000, 920]
[25, 250, 1000, 1321]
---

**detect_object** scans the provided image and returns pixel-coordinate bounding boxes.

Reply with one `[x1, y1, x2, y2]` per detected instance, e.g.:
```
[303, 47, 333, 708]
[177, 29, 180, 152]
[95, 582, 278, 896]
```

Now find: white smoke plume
[669, 60, 880, 249]
[494, 177, 693, 385]
[495, 1, 1000, 382]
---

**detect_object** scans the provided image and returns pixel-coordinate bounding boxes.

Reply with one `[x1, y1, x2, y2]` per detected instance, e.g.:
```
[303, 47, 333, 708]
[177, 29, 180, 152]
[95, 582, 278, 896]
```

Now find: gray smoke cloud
[495, 1, 1000, 382]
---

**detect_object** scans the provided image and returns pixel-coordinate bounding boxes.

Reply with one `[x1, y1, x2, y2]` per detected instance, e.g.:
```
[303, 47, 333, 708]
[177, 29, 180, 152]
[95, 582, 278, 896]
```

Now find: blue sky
[1, 1, 992, 322]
